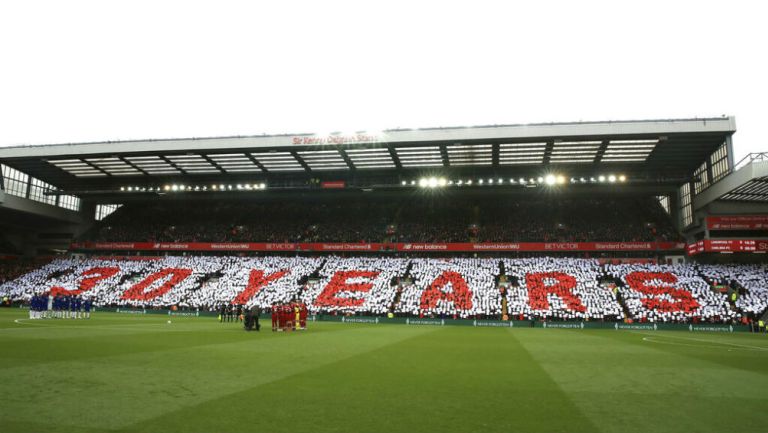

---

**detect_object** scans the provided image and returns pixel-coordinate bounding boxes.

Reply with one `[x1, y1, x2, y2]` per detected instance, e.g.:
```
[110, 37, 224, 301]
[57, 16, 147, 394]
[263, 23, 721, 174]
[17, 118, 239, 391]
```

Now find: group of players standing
[28, 293, 92, 320]
[271, 302, 308, 332]
[217, 301, 308, 332]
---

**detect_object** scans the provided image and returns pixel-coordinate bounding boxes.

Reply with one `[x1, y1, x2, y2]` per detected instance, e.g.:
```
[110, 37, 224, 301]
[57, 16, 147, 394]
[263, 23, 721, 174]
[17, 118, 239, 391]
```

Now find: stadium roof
[0, 117, 736, 193]
[694, 153, 768, 208]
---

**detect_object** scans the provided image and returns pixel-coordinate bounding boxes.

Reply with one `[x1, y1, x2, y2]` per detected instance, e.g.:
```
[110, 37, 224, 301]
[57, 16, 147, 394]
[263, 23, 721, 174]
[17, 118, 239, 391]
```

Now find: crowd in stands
[698, 264, 768, 316]
[301, 257, 407, 315]
[0, 234, 20, 255]
[0, 258, 53, 286]
[606, 263, 737, 323]
[479, 198, 677, 242]
[504, 258, 623, 321]
[85, 196, 679, 244]
[395, 258, 502, 318]
[2, 256, 765, 323]
[193, 257, 323, 310]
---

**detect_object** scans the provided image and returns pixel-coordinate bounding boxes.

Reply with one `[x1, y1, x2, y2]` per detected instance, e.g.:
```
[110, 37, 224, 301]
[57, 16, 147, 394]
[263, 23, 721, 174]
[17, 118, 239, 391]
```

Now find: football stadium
[3, 117, 768, 432]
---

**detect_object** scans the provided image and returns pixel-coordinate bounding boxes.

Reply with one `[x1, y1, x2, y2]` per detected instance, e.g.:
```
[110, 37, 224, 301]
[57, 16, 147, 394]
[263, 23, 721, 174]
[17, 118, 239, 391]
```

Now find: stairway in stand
[498, 260, 509, 320]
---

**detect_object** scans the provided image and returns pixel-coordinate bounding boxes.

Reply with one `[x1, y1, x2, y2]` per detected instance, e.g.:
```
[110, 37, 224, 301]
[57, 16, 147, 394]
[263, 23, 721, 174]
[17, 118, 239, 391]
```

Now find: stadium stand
[395, 258, 502, 318]
[3, 257, 766, 323]
[185, 256, 324, 309]
[605, 263, 737, 323]
[698, 264, 768, 316]
[0, 258, 53, 285]
[301, 257, 407, 315]
[84, 197, 678, 243]
[0, 235, 20, 255]
[504, 257, 624, 321]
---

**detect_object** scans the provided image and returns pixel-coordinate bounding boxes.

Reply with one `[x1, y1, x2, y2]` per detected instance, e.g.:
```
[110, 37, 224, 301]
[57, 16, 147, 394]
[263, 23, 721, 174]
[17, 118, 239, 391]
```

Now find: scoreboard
[688, 239, 768, 255]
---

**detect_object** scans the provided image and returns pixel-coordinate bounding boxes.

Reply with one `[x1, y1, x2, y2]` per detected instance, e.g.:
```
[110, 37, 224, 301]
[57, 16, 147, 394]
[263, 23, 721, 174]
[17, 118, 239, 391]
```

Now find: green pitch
[1, 309, 768, 433]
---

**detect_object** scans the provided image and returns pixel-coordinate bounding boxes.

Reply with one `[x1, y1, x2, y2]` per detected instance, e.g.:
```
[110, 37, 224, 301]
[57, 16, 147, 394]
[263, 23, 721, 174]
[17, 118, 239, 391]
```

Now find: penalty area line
[640, 335, 768, 352]
[3, 318, 170, 331]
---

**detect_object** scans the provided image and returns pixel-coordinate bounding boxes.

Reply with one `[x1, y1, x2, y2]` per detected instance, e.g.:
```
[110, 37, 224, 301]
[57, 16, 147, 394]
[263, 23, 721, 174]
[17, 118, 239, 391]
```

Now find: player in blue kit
[28, 294, 36, 319]
[57, 294, 66, 318]
[31, 294, 44, 319]
[53, 295, 61, 318]
[63, 296, 71, 319]
[74, 296, 82, 319]
[70, 296, 78, 319]
[83, 298, 92, 319]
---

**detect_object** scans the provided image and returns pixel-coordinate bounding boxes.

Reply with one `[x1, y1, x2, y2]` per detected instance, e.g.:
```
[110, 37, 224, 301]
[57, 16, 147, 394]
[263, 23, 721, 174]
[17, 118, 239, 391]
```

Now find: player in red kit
[285, 302, 292, 331]
[299, 302, 307, 330]
[271, 303, 278, 332]
[278, 303, 286, 331]
[280, 304, 288, 331]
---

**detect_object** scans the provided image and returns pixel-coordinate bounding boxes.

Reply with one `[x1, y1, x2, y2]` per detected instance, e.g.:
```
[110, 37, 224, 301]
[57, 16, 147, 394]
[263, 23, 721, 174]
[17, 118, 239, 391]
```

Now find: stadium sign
[71, 241, 686, 252]
[97, 310, 751, 333]
[291, 134, 380, 145]
[168, 310, 200, 317]
[614, 323, 657, 331]
[686, 239, 768, 255]
[542, 322, 584, 329]
[115, 308, 147, 314]
[315, 243, 375, 251]
[341, 316, 379, 324]
[688, 324, 734, 332]
[321, 181, 346, 189]
[406, 318, 445, 326]
[706, 215, 768, 230]
[474, 320, 514, 327]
